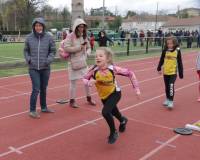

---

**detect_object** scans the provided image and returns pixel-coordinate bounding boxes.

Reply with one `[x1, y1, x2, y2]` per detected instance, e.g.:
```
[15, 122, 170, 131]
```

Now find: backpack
[58, 33, 75, 60]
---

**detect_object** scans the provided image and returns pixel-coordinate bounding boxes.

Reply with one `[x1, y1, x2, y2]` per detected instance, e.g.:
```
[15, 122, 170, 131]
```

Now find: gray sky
[48, 0, 198, 15]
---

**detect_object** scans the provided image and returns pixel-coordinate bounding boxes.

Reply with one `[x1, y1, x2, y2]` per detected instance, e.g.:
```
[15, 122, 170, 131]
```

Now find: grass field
[0, 41, 159, 61]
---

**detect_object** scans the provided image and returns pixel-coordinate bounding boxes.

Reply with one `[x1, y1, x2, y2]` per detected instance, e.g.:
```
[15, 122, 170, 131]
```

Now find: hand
[136, 92, 141, 100]
[158, 71, 162, 75]
[88, 79, 96, 87]
[80, 45, 84, 50]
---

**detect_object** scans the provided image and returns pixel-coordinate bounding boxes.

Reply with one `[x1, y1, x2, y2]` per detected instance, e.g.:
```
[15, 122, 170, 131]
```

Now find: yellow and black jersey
[157, 48, 183, 78]
[93, 65, 119, 100]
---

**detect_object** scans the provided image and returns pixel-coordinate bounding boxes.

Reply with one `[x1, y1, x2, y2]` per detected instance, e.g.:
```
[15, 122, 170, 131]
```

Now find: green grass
[1, 48, 199, 78]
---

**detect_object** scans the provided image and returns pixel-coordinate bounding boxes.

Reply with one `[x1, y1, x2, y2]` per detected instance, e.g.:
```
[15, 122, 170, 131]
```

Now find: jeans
[29, 69, 50, 112]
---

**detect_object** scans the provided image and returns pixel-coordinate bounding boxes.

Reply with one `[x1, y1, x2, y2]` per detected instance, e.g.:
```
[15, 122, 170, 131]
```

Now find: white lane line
[0, 67, 196, 121]
[127, 118, 200, 138]
[83, 120, 97, 125]
[0, 65, 195, 101]
[155, 140, 176, 148]
[0, 75, 164, 120]
[0, 117, 103, 158]
[139, 135, 180, 160]
[8, 146, 23, 154]
[0, 80, 198, 158]
[127, 118, 173, 131]
[0, 61, 156, 89]
[121, 80, 198, 112]
[139, 117, 200, 160]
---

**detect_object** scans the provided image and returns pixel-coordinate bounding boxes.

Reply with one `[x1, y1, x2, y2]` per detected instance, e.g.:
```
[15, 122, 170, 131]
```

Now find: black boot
[69, 99, 79, 108]
[87, 96, 96, 106]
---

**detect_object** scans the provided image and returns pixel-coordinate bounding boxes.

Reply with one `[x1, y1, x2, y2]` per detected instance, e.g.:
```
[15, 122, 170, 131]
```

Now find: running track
[0, 51, 200, 160]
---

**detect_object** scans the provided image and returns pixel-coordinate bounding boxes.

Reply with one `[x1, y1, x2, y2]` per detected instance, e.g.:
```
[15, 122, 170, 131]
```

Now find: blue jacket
[24, 18, 56, 70]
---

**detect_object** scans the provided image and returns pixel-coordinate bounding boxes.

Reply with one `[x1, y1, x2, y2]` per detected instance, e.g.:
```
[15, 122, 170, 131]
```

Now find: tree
[22, 0, 47, 30]
[0, 0, 47, 31]
[61, 7, 71, 27]
[108, 16, 122, 30]
[125, 10, 137, 18]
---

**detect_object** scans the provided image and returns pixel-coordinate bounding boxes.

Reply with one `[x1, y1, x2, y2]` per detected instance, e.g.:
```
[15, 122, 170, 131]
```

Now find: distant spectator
[139, 30, 145, 47]
[89, 32, 95, 51]
[131, 31, 138, 47]
[0, 32, 2, 41]
[197, 32, 200, 48]
[120, 30, 126, 47]
[62, 31, 67, 40]
[97, 31, 113, 47]
[187, 33, 193, 48]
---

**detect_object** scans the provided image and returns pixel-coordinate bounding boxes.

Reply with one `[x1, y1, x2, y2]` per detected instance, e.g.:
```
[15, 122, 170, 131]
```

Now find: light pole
[155, 2, 158, 32]
[102, 0, 105, 29]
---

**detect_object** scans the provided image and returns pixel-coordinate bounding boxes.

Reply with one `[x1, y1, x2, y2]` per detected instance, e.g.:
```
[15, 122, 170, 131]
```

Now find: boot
[87, 96, 96, 106]
[69, 99, 79, 108]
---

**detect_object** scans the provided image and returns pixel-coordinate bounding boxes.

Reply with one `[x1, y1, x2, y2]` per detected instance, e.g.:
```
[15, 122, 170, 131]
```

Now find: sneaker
[167, 101, 174, 109]
[87, 96, 96, 106]
[119, 117, 128, 133]
[69, 99, 79, 108]
[41, 108, 55, 113]
[163, 99, 169, 106]
[29, 111, 40, 118]
[108, 131, 119, 144]
[197, 97, 200, 102]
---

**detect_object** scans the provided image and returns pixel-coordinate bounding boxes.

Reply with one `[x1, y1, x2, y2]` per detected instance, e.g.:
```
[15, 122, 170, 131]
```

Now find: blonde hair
[164, 36, 178, 50]
[96, 47, 114, 64]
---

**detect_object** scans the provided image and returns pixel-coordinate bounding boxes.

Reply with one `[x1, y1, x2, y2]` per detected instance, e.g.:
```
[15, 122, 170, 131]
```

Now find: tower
[71, 0, 84, 24]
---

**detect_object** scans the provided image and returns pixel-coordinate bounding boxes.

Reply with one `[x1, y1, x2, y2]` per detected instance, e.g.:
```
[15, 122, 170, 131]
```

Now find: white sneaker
[167, 101, 174, 109]
[163, 99, 169, 106]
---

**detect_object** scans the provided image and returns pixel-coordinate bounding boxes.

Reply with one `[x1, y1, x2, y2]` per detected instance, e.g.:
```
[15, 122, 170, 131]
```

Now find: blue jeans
[29, 69, 50, 112]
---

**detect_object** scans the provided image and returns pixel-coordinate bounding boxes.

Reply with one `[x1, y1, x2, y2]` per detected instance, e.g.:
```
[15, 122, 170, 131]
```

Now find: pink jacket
[83, 65, 141, 95]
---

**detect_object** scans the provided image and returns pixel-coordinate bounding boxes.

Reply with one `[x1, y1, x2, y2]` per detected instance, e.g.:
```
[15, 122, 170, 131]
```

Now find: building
[71, 0, 84, 24]
[85, 16, 115, 28]
[121, 15, 177, 32]
[178, 8, 200, 18]
[162, 16, 200, 32]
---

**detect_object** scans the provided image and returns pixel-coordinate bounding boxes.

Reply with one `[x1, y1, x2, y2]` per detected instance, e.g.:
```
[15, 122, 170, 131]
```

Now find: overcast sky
[48, 0, 199, 15]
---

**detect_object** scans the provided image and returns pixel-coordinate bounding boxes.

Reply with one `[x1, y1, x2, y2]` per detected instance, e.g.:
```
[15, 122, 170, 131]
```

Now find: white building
[121, 15, 177, 32]
[162, 16, 200, 32]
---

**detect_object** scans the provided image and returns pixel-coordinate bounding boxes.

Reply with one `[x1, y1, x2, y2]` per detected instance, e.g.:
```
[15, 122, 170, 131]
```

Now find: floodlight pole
[155, 2, 158, 32]
[102, 0, 105, 29]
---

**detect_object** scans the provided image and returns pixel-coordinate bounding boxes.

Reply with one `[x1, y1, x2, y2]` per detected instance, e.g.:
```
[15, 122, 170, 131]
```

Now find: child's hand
[88, 79, 96, 87]
[136, 92, 141, 100]
[158, 71, 162, 75]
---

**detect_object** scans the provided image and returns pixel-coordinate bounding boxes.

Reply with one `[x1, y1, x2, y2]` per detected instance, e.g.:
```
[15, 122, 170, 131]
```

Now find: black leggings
[164, 75, 177, 101]
[101, 91, 123, 134]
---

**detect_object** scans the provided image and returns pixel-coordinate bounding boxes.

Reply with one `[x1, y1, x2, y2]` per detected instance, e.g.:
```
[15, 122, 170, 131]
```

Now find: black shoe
[108, 131, 119, 144]
[41, 108, 55, 113]
[119, 117, 128, 133]
[87, 96, 96, 106]
[69, 99, 79, 108]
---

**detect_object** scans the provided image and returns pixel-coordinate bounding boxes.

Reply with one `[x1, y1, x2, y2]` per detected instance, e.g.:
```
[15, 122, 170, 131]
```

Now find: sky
[48, 0, 199, 15]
